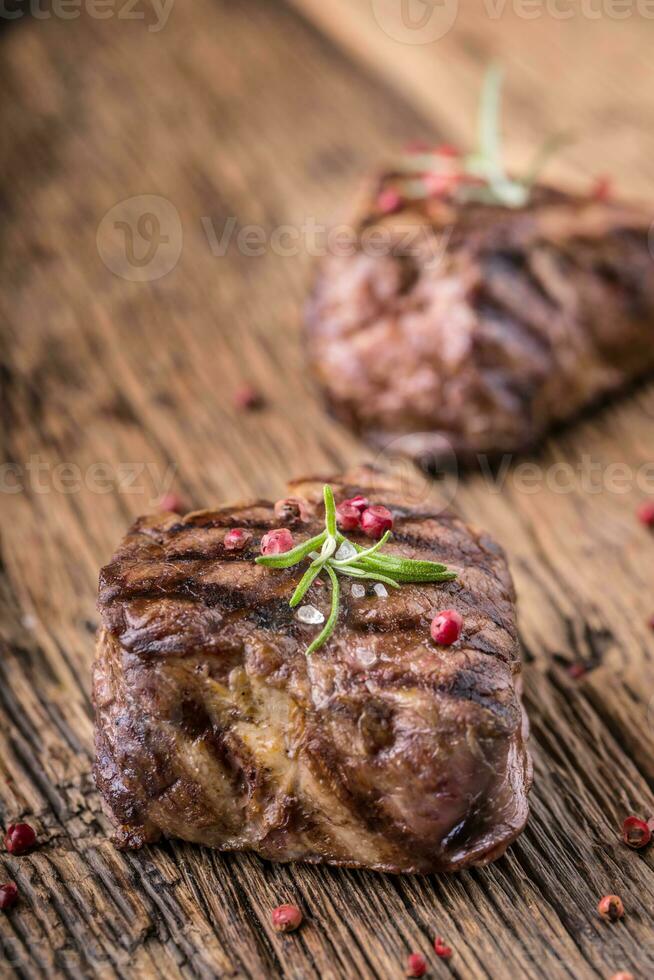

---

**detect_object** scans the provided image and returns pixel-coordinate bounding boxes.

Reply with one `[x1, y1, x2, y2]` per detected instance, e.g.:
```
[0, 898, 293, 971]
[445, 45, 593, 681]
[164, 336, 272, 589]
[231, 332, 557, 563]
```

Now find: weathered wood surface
[1, 1, 654, 977]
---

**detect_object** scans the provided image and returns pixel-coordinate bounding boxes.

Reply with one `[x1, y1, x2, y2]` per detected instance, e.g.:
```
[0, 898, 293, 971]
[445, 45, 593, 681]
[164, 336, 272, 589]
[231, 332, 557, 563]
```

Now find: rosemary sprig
[391, 64, 570, 209]
[465, 63, 530, 207]
[306, 564, 340, 656]
[255, 485, 457, 655]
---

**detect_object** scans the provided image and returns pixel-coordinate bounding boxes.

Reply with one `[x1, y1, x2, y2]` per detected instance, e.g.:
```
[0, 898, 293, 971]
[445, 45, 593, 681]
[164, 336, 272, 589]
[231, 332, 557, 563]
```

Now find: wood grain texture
[1, 1, 654, 977]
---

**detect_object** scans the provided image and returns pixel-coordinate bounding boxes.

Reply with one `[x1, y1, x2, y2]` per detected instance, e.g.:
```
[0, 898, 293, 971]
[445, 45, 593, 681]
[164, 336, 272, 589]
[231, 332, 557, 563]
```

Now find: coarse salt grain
[351, 583, 366, 598]
[335, 541, 357, 561]
[357, 648, 377, 666]
[296, 605, 325, 625]
[373, 583, 388, 598]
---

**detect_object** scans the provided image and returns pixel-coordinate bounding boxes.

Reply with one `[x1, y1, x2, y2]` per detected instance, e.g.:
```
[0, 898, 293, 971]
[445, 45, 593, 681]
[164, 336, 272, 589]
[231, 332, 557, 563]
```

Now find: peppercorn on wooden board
[1, 1, 654, 978]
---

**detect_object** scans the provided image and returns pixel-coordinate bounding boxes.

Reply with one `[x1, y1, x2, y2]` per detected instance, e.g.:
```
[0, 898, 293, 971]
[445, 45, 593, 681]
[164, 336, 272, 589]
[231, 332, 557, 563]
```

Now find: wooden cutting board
[1, 1, 653, 976]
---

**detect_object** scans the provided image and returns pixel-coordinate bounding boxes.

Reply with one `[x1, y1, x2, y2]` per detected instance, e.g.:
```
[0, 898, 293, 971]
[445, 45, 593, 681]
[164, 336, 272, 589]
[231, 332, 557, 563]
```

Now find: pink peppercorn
[159, 493, 185, 514]
[0, 883, 18, 910]
[591, 175, 612, 201]
[430, 610, 463, 646]
[271, 904, 303, 932]
[336, 502, 361, 532]
[637, 500, 654, 526]
[434, 937, 452, 959]
[233, 384, 263, 411]
[360, 505, 393, 539]
[597, 894, 624, 922]
[260, 529, 294, 556]
[4, 823, 36, 856]
[405, 952, 427, 977]
[622, 816, 651, 849]
[224, 528, 252, 552]
[345, 494, 369, 513]
[377, 188, 402, 215]
[274, 497, 311, 524]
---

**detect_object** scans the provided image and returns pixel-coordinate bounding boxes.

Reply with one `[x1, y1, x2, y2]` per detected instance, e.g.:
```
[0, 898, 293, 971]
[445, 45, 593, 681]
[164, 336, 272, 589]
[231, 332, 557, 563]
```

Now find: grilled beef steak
[93, 467, 531, 873]
[306, 184, 654, 465]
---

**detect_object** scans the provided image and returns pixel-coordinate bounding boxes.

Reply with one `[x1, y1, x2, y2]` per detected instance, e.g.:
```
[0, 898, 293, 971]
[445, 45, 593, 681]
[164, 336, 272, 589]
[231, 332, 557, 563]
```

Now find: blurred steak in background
[306, 182, 654, 466]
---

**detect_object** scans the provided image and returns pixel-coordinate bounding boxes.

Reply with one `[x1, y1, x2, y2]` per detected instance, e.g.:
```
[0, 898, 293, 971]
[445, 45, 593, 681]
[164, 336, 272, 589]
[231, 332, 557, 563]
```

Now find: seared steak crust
[94, 467, 531, 873]
[306, 184, 654, 464]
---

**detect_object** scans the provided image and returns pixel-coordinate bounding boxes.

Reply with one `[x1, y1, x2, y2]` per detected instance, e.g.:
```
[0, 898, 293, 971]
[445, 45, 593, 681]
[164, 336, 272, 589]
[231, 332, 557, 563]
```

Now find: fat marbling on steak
[306, 183, 654, 465]
[93, 467, 531, 873]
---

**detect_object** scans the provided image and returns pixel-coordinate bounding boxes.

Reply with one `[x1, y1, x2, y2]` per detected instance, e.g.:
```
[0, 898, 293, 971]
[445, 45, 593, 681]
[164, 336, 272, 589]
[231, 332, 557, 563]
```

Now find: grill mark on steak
[484, 249, 560, 313]
[93, 466, 531, 873]
[163, 508, 282, 534]
[149, 548, 259, 562]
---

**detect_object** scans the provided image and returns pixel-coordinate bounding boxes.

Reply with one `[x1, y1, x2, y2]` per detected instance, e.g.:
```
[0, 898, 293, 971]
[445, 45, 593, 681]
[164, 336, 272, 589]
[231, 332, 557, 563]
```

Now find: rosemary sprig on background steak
[383, 64, 569, 210]
[256, 485, 457, 654]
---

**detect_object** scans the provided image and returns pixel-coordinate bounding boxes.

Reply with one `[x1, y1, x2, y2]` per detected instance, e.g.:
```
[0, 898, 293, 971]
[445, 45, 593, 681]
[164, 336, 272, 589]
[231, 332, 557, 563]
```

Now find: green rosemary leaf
[323, 484, 337, 538]
[320, 533, 337, 562]
[357, 556, 456, 582]
[356, 554, 449, 575]
[331, 564, 367, 578]
[289, 538, 336, 605]
[333, 565, 400, 589]
[255, 530, 326, 569]
[347, 568, 401, 589]
[335, 535, 448, 573]
[289, 561, 325, 608]
[371, 555, 449, 572]
[478, 63, 504, 182]
[306, 564, 340, 655]
[389, 571, 458, 583]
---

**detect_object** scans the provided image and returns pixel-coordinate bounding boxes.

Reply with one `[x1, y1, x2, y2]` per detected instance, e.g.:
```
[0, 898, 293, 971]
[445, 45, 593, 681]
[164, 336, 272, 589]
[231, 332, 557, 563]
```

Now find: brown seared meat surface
[306, 184, 654, 465]
[93, 467, 531, 873]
